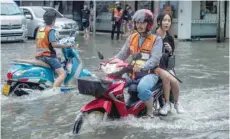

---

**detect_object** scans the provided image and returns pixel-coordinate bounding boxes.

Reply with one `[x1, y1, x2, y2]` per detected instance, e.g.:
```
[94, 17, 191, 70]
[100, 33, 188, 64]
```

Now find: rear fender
[8, 63, 32, 73]
[10, 65, 54, 82]
[80, 99, 112, 114]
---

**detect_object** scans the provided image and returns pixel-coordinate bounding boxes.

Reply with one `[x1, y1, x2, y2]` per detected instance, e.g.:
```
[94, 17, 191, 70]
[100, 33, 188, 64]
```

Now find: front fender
[79, 69, 92, 77]
[64, 57, 92, 84]
[80, 99, 112, 114]
[64, 57, 78, 84]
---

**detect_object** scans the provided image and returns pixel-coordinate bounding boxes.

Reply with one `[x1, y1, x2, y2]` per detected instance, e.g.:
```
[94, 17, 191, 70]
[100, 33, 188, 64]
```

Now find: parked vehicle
[20, 6, 77, 39]
[1, 0, 28, 42]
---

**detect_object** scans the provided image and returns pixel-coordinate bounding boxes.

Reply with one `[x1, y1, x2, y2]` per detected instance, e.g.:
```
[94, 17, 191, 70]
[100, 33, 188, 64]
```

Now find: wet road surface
[1, 35, 229, 139]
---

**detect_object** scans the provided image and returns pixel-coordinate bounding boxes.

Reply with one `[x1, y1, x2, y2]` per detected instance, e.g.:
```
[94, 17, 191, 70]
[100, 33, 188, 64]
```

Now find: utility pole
[93, 0, 96, 36]
[216, 1, 226, 42]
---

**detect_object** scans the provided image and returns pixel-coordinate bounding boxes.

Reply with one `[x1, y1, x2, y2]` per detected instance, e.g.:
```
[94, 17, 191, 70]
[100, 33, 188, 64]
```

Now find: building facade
[15, 0, 229, 39]
[91, 0, 229, 39]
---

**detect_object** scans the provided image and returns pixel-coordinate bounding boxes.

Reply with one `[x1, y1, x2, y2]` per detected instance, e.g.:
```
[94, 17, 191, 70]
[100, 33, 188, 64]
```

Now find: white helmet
[115, 1, 120, 5]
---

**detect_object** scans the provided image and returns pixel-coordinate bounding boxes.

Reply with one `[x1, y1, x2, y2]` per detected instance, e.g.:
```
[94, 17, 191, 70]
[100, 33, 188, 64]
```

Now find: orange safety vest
[129, 32, 157, 78]
[130, 32, 156, 56]
[35, 27, 56, 57]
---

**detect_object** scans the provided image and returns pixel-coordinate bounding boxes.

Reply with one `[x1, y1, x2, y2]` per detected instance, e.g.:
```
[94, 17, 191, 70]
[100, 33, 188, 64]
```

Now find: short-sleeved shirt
[81, 9, 90, 22]
[48, 29, 57, 43]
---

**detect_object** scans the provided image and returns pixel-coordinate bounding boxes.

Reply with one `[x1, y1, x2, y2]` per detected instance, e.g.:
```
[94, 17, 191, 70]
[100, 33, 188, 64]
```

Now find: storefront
[94, 1, 155, 32]
[158, 1, 229, 39]
[191, 1, 218, 38]
[18, 0, 229, 39]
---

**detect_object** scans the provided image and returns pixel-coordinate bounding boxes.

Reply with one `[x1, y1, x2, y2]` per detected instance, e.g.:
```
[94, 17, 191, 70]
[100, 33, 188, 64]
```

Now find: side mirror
[25, 14, 32, 19]
[132, 53, 142, 60]
[97, 51, 104, 60]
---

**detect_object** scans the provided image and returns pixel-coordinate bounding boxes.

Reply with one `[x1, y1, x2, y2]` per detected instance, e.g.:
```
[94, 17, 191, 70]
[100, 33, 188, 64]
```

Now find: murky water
[1, 36, 229, 139]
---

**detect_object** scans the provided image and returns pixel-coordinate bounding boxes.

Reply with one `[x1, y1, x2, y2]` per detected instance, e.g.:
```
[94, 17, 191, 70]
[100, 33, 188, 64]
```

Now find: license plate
[2, 84, 10, 96]
[7, 37, 15, 41]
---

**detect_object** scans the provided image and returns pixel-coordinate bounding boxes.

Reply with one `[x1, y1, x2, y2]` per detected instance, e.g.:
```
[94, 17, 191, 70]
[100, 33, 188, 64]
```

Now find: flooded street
[1, 35, 229, 139]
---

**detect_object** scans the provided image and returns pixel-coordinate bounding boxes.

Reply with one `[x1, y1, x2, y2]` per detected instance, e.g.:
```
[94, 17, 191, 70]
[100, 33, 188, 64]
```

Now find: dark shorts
[82, 21, 89, 29]
[37, 56, 62, 70]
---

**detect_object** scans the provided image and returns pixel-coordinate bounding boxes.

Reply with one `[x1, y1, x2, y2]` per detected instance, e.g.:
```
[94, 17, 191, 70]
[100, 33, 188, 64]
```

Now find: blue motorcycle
[2, 31, 92, 96]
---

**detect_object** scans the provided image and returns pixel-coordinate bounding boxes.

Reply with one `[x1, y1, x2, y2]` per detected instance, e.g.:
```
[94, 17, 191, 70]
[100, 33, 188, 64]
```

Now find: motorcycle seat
[13, 59, 51, 68]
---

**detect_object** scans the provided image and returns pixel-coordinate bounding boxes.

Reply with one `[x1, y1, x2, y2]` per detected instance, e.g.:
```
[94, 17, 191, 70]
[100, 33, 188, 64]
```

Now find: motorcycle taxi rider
[35, 10, 74, 88]
[112, 9, 163, 118]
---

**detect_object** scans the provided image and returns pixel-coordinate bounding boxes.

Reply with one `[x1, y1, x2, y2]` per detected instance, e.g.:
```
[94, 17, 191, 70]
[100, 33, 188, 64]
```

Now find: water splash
[1, 88, 77, 105]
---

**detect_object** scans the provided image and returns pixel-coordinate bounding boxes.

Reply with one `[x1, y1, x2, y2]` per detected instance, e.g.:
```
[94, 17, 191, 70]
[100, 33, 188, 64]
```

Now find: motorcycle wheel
[12, 82, 43, 96]
[73, 110, 106, 135]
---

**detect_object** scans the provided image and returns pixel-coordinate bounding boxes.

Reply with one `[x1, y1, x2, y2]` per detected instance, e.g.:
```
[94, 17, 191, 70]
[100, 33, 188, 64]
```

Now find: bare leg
[158, 69, 171, 102]
[157, 68, 171, 115]
[144, 98, 154, 116]
[162, 70, 184, 114]
[83, 29, 86, 38]
[169, 76, 180, 103]
[53, 68, 66, 87]
[86, 27, 90, 38]
[123, 21, 126, 36]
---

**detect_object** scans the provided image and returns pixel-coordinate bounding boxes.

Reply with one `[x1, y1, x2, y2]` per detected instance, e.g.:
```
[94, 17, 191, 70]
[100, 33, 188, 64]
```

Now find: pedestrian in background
[89, 3, 94, 32]
[122, 4, 130, 36]
[111, 1, 123, 40]
[81, 3, 90, 39]
[127, 6, 135, 35]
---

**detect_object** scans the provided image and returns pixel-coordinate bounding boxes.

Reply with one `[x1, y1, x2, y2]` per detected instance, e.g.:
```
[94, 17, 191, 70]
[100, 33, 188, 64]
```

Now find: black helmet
[43, 10, 56, 25]
[132, 9, 154, 31]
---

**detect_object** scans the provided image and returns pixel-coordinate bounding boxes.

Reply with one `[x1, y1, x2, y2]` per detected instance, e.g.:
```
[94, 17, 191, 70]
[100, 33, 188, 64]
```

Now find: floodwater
[1, 35, 229, 139]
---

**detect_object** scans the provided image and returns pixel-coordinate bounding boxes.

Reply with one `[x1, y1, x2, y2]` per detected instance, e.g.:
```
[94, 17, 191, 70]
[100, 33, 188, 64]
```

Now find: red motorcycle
[73, 52, 173, 135]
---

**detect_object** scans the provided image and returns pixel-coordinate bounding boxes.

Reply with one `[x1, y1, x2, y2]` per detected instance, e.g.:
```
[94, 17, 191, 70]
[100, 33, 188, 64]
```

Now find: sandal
[142, 114, 154, 119]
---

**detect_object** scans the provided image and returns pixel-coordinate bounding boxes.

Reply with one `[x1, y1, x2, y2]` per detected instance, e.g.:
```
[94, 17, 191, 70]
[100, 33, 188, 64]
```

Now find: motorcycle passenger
[155, 12, 184, 115]
[114, 9, 163, 118]
[35, 10, 73, 87]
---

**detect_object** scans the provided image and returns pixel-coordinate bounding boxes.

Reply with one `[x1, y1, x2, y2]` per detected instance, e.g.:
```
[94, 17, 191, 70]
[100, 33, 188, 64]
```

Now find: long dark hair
[156, 11, 172, 30]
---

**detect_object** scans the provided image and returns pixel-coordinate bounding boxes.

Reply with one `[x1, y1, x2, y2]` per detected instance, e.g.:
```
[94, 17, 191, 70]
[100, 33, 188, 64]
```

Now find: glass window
[31, 7, 63, 18]
[201, 1, 217, 14]
[137, 1, 152, 10]
[22, 9, 32, 17]
[1, 3, 23, 15]
[43, 7, 63, 18]
[200, 1, 217, 19]
[159, 1, 178, 18]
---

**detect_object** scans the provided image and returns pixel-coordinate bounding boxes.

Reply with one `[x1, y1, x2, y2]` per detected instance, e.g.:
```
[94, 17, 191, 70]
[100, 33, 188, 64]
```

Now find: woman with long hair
[155, 12, 184, 115]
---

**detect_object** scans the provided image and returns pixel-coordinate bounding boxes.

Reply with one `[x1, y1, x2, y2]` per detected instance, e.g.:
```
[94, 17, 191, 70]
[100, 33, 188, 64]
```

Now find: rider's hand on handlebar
[66, 44, 74, 48]
[133, 65, 141, 72]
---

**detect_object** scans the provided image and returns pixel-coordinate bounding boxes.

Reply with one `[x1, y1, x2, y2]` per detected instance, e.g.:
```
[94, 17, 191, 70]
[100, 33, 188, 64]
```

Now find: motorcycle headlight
[101, 63, 123, 75]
